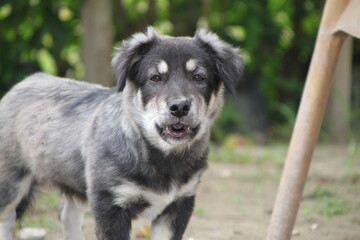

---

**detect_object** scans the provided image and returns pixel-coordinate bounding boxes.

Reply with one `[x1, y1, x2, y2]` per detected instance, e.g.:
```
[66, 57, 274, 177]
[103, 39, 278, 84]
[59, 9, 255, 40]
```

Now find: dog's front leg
[90, 191, 131, 240]
[60, 195, 86, 240]
[151, 196, 195, 240]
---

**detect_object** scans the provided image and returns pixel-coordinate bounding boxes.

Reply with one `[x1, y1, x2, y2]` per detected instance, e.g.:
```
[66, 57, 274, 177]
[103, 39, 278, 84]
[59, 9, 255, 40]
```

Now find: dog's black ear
[112, 27, 158, 91]
[195, 29, 244, 94]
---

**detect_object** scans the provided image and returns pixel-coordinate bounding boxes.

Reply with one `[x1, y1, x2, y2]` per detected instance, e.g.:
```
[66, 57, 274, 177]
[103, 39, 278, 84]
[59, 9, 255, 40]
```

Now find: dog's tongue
[171, 123, 185, 131]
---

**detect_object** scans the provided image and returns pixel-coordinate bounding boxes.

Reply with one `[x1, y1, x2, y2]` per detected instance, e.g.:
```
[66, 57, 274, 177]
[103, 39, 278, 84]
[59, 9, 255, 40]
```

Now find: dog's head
[112, 27, 243, 151]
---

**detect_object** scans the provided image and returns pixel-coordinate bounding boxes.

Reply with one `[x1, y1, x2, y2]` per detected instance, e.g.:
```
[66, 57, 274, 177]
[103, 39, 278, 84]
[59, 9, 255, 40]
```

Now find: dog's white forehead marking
[186, 58, 197, 72]
[157, 60, 168, 74]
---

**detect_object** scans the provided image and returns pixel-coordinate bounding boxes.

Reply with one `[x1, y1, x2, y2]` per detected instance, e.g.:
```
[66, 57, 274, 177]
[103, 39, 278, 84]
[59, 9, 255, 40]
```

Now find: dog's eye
[150, 75, 162, 82]
[193, 74, 205, 81]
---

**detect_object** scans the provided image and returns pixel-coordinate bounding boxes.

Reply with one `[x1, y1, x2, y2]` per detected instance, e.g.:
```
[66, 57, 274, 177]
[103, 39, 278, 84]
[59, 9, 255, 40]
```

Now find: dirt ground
[16, 145, 360, 240]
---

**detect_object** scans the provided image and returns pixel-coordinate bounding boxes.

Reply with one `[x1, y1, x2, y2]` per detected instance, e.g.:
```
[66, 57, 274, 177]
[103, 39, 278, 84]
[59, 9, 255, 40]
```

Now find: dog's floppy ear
[195, 29, 244, 94]
[112, 27, 158, 91]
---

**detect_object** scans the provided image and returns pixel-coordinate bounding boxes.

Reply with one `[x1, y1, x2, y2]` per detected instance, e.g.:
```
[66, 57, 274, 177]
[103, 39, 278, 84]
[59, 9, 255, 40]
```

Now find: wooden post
[266, 0, 349, 239]
[82, 0, 114, 86]
[326, 37, 353, 142]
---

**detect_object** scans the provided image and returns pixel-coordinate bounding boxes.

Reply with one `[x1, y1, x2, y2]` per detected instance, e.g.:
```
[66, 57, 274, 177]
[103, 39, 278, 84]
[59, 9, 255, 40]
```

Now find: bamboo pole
[326, 37, 353, 142]
[266, 0, 350, 239]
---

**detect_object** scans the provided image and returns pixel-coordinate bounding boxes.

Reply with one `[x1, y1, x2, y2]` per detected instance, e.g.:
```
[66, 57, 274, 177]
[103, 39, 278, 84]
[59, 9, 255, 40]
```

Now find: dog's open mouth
[156, 123, 199, 142]
[165, 123, 192, 138]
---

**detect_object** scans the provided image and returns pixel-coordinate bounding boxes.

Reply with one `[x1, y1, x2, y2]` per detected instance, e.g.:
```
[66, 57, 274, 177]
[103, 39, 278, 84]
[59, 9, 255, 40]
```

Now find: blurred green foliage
[1, 0, 359, 139]
[0, 0, 83, 90]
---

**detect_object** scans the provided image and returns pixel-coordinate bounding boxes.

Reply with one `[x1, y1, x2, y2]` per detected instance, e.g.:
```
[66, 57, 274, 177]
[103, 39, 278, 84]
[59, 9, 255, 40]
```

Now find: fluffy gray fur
[0, 27, 243, 240]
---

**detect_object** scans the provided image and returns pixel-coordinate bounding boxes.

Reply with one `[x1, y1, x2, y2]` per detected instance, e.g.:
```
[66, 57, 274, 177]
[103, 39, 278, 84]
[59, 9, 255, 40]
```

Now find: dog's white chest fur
[111, 172, 202, 220]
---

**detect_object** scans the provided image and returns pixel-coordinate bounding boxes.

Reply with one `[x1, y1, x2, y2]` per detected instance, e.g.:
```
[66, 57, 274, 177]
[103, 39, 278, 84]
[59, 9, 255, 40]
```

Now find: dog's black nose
[168, 100, 191, 118]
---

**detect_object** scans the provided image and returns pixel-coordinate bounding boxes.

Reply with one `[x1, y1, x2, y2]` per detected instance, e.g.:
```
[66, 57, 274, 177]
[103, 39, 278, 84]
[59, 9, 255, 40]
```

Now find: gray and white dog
[0, 27, 243, 240]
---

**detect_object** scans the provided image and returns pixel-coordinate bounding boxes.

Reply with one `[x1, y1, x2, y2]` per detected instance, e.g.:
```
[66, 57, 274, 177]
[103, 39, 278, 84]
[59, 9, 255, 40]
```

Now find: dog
[0, 27, 243, 240]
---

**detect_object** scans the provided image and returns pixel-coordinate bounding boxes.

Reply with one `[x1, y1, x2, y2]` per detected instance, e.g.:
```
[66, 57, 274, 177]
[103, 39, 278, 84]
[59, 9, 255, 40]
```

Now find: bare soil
[16, 145, 360, 240]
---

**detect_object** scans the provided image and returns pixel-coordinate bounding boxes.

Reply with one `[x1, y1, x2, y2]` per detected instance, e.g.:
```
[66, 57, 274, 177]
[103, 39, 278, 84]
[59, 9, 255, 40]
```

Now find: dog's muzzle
[155, 122, 199, 144]
[154, 98, 200, 144]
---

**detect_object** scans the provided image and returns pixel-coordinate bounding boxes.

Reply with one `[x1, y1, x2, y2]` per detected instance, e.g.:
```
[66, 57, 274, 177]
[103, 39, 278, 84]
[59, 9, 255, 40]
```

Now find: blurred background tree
[0, 0, 359, 143]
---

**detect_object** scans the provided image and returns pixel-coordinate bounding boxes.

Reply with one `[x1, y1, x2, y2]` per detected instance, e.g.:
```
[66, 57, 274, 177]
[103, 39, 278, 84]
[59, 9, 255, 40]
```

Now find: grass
[209, 145, 254, 163]
[351, 217, 360, 225]
[317, 197, 349, 218]
[18, 191, 61, 229]
[19, 214, 59, 229]
[304, 188, 350, 219]
[194, 207, 206, 217]
[36, 191, 61, 210]
[307, 188, 335, 199]
[208, 144, 287, 165]
[343, 172, 360, 185]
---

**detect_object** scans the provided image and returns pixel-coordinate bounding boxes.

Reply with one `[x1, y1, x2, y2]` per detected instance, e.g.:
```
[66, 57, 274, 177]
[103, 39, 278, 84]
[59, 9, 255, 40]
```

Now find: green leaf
[37, 48, 57, 75]
[0, 4, 11, 20]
